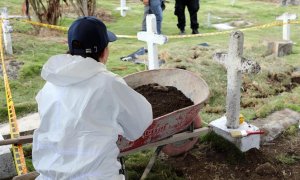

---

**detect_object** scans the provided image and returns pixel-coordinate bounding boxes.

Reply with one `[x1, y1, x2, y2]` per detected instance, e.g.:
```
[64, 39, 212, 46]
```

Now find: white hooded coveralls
[32, 54, 153, 180]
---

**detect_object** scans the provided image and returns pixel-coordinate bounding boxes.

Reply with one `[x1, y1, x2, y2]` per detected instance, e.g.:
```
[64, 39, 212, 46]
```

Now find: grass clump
[124, 150, 184, 180]
[283, 124, 299, 137]
[19, 64, 43, 79]
[276, 153, 299, 165]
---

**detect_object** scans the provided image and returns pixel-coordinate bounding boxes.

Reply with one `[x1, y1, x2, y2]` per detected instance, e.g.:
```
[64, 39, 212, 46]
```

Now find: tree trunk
[69, 0, 96, 17]
[28, 0, 61, 25]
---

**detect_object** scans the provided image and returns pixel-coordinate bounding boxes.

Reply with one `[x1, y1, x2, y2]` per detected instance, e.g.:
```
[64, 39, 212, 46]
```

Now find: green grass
[276, 153, 300, 165]
[283, 124, 299, 136]
[124, 150, 184, 180]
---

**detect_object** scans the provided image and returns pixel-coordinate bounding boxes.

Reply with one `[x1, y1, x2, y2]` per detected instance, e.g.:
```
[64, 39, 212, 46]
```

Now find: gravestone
[276, 13, 297, 41]
[210, 31, 262, 152]
[116, 0, 130, 17]
[207, 12, 211, 27]
[225, 31, 243, 128]
[267, 41, 293, 57]
[264, 13, 296, 57]
[230, 0, 236, 6]
[137, 14, 167, 70]
[1, 7, 13, 55]
[281, 0, 300, 6]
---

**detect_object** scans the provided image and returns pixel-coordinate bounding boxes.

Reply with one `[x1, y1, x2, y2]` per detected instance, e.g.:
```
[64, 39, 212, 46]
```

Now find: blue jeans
[142, 5, 150, 31]
[149, 0, 163, 34]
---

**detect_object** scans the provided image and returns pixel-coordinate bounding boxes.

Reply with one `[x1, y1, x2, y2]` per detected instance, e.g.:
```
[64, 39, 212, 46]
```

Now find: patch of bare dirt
[165, 131, 300, 180]
[95, 8, 114, 23]
[0, 60, 24, 79]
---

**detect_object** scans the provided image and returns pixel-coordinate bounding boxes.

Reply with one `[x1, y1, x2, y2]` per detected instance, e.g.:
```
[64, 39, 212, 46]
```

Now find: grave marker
[225, 31, 243, 128]
[210, 31, 262, 152]
[207, 12, 211, 27]
[116, 0, 130, 17]
[276, 13, 297, 41]
[1, 8, 13, 55]
[137, 14, 167, 70]
[231, 0, 236, 6]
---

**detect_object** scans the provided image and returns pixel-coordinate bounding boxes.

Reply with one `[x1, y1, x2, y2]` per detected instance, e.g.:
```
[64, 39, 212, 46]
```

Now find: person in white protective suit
[32, 16, 153, 180]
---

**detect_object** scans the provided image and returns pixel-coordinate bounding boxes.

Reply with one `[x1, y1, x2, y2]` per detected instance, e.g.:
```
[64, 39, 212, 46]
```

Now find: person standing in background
[141, 4, 150, 31]
[174, 0, 200, 35]
[142, 0, 163, 34]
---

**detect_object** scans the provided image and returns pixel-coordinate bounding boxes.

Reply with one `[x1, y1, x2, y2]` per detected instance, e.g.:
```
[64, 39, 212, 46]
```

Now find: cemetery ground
[0, 0, 300, 179]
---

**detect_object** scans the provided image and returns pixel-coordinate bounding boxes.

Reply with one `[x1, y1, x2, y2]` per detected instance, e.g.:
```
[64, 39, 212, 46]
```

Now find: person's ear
[99, 47, 109, 64]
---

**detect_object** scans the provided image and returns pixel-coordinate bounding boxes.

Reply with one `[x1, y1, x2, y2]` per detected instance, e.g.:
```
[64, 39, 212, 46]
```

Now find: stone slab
[209, 116, 261, 152]
[281, 0, 300, 6]
[252, 109, 300, 143]
[12, 172, 39, 180]
[266, 40, 293, 57]
[0, 135, 17, 180]
[212, 23, 235, 30]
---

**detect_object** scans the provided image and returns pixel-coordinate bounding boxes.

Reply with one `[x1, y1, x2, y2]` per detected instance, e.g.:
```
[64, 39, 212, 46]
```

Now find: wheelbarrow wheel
[162, 116, 201, 156]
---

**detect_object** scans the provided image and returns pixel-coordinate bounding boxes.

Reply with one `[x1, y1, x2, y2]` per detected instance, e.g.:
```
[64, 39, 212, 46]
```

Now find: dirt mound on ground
[165, 130, 300, 180]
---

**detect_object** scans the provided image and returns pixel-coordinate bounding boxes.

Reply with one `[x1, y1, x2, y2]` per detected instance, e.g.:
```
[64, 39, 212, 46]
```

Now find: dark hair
[75, 52, 102, 62]
[70, 40, 105, 62]
[66, 50, 104, 62]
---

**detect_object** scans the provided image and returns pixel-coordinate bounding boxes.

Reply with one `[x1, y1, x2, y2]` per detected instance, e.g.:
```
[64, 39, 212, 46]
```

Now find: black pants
[174, 0, 200, 30]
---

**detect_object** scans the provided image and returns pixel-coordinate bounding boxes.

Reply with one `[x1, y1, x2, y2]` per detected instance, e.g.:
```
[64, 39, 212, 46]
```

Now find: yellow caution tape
[20, 20, 138, 38]
[16, 19, 300, 39]
[116, 35, 137, 38]
[167, 21, 300, 39]
[22, 19, 68, 31]
[0, 19, 28, 175]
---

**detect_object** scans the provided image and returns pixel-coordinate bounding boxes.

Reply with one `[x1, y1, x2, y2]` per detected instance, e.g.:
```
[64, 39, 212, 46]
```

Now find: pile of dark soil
[134, 83, 193, 118]
[165, 131, 300, 180]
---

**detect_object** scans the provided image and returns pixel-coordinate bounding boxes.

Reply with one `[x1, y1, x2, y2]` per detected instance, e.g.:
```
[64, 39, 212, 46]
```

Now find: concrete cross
[213, 31, 260, 129]
[116, 0, 130, 17]
[1, 8, 13, 55]
[276, 13, 297, 41]
[209, 31, 262, 152]
[137, 14, 167, 70]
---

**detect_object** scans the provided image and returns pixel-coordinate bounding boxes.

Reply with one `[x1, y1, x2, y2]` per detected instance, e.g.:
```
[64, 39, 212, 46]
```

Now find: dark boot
[192, 29, 199, 34]
[179, 29, 185, 35]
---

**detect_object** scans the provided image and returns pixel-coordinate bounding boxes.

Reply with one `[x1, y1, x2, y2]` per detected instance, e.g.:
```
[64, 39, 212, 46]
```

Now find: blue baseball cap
[68, 16, 117, 55]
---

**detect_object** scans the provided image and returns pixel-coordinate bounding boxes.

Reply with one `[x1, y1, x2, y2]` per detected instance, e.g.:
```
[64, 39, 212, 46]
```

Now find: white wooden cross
[207, 12, 211, 27]
[137, 14, 168, 70]
[1, 8, 13, 55]
[230, 0, 237, 6]
[116, 0, 130, 17]
[214, 31, 260, 129]
[276, 13, 297, 42]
